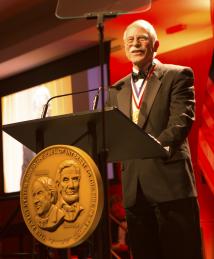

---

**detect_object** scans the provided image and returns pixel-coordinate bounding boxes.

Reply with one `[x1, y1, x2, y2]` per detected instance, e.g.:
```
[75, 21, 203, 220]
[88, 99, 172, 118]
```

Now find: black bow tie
[132, 71, 146, 82]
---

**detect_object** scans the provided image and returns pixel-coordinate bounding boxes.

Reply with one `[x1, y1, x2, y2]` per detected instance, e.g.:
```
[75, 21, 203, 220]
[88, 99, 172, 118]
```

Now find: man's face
[59, 167, 80, 205]
[32, 181, 52, 217]
[124, 25, 158, 69]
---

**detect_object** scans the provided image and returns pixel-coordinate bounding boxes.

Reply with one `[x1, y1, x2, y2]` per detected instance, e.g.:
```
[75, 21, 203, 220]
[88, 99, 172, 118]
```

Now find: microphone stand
[41, 87, 99, 118]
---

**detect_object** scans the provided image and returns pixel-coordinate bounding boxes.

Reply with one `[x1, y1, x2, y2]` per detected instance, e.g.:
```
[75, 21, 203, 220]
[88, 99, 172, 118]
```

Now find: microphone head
[111, 81, 124, 90]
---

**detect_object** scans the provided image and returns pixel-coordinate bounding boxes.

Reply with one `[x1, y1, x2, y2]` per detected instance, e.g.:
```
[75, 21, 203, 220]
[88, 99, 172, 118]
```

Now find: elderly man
[106, 20, 203, 259]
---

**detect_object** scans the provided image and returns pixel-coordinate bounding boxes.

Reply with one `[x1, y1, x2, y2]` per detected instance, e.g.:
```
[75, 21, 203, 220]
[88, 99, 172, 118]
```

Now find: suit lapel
[117, 76, 132, 118]
[138, 62, 164, 128]
[115, 61, 165, 125]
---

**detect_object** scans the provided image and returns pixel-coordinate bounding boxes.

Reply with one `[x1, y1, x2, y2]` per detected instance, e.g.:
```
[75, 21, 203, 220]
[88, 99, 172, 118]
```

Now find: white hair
[123, 20, 158, 44]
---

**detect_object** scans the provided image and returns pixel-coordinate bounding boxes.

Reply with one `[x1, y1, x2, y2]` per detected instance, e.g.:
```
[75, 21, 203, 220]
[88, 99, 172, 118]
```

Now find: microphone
[92, 82, 123, 110]
[41, 87, 99, 118]
[92, 87, 101, 110]
[111, 81, 124, 90]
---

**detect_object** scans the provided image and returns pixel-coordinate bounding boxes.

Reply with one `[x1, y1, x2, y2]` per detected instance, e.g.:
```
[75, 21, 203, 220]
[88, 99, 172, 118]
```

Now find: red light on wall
[166, 24, 187, 34]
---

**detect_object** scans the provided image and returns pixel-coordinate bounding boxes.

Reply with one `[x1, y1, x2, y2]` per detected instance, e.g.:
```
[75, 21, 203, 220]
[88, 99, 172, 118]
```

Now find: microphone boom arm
[41, 87, 99, 118]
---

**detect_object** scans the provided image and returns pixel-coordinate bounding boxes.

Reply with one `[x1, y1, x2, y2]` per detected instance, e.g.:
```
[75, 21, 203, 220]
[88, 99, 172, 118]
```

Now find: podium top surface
[3, 107, 167, 162]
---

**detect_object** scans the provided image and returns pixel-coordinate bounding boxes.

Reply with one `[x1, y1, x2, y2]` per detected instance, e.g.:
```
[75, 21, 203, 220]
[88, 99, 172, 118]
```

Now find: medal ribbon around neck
[131, 64, 156, 109]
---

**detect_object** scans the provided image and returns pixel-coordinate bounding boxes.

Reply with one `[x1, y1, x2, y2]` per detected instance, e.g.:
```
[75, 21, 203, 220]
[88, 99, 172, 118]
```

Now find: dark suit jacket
[106, 59, 197, 208]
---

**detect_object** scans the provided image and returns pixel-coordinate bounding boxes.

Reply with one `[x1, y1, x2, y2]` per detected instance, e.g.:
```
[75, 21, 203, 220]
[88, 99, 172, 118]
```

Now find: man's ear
[153, 40, 159, 52]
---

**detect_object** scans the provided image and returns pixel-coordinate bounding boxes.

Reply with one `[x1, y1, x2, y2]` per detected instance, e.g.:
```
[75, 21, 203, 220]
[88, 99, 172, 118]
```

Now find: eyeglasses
[124, 35, 149, 45]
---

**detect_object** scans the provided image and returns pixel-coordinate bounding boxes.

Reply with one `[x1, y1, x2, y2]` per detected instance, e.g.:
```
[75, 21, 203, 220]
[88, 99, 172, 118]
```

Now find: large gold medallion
[20, 145, 104, 248]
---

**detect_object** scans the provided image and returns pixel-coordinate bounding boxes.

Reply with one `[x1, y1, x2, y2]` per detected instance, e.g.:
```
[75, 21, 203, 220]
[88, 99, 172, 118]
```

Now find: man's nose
[67, 180, 74, 188]
[132, 37, 140, 46]
[33, 197, 39, 203]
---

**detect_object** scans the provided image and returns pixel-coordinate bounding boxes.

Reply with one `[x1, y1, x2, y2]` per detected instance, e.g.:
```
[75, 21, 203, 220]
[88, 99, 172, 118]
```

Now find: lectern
[3, 107, 166, 160]
[3, 107, 167, 258]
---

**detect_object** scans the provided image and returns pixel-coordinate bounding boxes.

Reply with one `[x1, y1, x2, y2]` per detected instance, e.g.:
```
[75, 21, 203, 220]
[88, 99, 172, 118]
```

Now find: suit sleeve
[157, 67, 195, 153]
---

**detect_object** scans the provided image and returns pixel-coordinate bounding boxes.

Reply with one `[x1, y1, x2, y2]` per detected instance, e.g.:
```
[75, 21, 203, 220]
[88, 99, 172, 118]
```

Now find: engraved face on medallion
[20, 145, 104, 248]
[56, 160, 84, 222]
[32, 176, 64, 231]
[32, 177, 56, 216]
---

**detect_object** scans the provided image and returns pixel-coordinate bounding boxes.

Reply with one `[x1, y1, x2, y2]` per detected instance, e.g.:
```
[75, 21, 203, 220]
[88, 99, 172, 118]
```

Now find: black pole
[56, 10, 118, 258]
[93, 13, 112, 259]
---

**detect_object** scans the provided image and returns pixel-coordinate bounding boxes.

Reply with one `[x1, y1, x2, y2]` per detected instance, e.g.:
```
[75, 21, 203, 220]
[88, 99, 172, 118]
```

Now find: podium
[3, 107, 166, 160]
[3, 107, 167, 258]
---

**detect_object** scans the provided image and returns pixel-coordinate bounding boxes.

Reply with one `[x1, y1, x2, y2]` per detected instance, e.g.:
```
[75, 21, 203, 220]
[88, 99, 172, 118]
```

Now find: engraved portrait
[56, 160, 84, 222]
[21, 145, 103, 248]
[32, 176, 64, 231]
